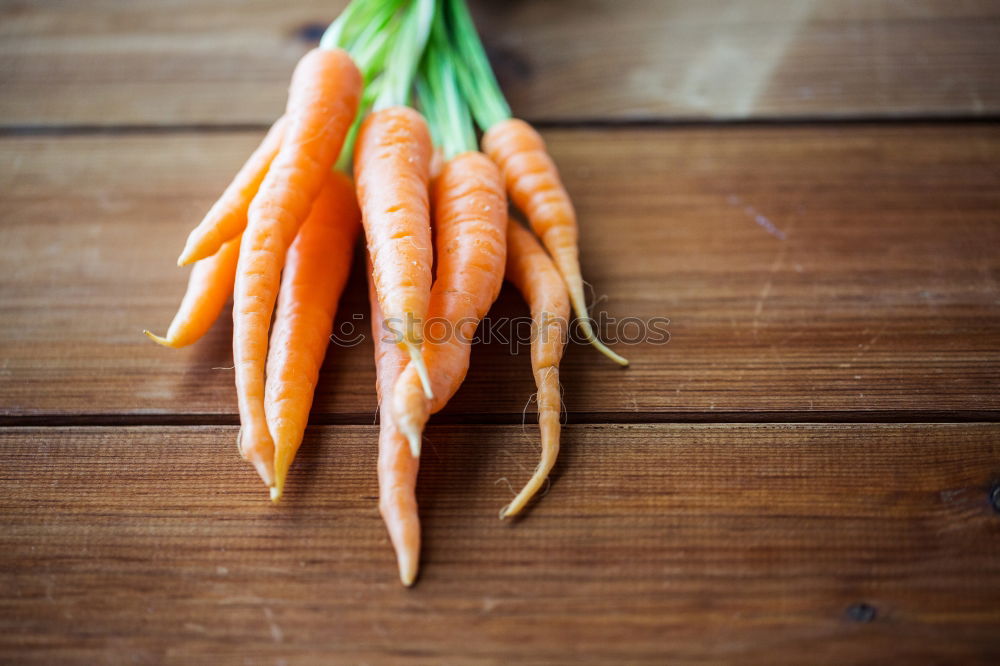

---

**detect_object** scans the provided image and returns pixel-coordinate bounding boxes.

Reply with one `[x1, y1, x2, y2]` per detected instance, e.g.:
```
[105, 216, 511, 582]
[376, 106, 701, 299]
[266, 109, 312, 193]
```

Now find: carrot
[353, 0, 436, 399]
[353, 105, 435, 400]
[144, 234, 240, 348]
[177, 117, 286, 266]
[385, 3, 502, 454]
[234, 47, 361, 488]
[445, 0, 626, 366]
[265, 171, 360, 502]
[391, 151, 506, 455]
[369, 263, 421, 586]
[500, 219, 570, 518]
[482, 119, 627, 366]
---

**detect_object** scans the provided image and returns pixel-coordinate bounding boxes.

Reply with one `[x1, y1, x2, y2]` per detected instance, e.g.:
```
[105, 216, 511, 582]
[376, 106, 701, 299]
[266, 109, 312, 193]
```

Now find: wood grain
[2, 125, 999, 421]
[1, 0, 998, 127]
[1, 424, 998, 664]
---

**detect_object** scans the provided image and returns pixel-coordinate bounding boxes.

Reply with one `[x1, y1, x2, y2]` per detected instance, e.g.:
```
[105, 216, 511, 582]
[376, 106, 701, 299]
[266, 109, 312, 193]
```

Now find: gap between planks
[3, 410, 999, 429]
[2, 114, 1000, 137]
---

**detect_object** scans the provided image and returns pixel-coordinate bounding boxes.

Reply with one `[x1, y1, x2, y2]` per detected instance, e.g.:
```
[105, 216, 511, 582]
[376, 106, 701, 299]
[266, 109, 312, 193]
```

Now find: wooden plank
[1, 1, 998, 127]
[1, 424, 998, 663]
[2, 125, 999, 421]
[477, 0, 1000, 122]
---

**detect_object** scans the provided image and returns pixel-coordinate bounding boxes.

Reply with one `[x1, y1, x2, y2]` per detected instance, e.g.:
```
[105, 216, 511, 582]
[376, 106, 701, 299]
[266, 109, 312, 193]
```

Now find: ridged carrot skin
[234, 48, 361, 488]
[144, 235, 241, 348]
[354, 106, 434, 398]
[500, 219, 570, 518]
[391, 152, 506, 455]
[265, 171, 360, 501]
[482, 118, 627, 366]
[177, 116, 286, 266]
[369, 264, 421, 587]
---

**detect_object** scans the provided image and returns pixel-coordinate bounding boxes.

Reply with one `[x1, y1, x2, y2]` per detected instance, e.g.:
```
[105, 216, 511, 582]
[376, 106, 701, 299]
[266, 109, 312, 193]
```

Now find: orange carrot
[234, 48, 361, 488]
[353, 105, 435, 399]
[500, 219, 570, 518]
[482, 118, 628, 366]
[177, 116, 286, 266]
[265, 171, 360, 501]
[369, 263, 421, 586]
[144, 235, 241, 348]
[391, 151, 506, 455]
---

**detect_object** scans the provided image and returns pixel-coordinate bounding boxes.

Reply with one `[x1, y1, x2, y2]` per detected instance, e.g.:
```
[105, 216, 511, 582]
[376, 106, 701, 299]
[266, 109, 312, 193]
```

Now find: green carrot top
[416, 0, 476, 160]
[445, 0, 510, 131]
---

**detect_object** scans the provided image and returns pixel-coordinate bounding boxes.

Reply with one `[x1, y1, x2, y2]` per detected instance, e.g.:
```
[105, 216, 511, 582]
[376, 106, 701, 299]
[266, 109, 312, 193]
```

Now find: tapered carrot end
[381, 495, 421, 587]
[143, 329, 176, 348]
[571, 298, 629, 366]
[176, 246, 196, 267]
[404, 428, 422, 458]
[590, 337, 629, 367]
[385, 514, 420, 586]
[272, 450, 289, 501]
[398, 552, 418, 587]
[176, 232, 209, 266]
[249, 457, 276, 489]
[500, 496, 529, 520]
[499, 496, 529, 521]
[404, 342, 434, 400]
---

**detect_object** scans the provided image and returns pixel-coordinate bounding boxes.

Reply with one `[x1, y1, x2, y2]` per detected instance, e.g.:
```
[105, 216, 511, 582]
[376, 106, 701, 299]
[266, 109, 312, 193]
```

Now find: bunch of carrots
[145, 0, 627, 586]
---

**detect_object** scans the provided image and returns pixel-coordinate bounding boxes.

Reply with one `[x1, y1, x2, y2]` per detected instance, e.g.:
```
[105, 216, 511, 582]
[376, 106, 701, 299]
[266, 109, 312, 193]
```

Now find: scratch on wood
[263, 607, 283, 643]
[752, 241, 791, 338]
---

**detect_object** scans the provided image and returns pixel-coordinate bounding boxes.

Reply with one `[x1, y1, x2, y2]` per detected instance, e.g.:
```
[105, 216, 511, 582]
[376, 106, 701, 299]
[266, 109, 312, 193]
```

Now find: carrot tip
[500, 499, 528, 520]
[573, 302, 630, 366]
[404, 342, 434, 400]
[269, 485, 282, 502]
[404, 429, 422, 458]
[142, 329, 176, 348]
[399, 566, 417, 587]
[396, 546, 420, 587]
[591, 338, 629, 367]
[249, 458, 276, 489]
[176, 248, 196, 267]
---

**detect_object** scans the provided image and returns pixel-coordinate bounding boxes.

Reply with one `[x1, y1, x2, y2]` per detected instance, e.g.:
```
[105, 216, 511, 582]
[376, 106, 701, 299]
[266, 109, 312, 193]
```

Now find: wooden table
[2, 1, 999, 663]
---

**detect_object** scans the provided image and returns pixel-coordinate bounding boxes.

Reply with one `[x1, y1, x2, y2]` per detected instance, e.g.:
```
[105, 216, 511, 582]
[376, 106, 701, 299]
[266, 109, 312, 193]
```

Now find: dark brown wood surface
[1, 0, 999, 663]
[2, 425, 999, 664]
[1, 0, 999, 127]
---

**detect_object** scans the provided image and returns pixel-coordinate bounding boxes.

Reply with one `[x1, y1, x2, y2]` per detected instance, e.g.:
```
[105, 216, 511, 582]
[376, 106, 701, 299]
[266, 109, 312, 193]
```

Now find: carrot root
[500, 456, 555, 519]
[250, 459, 276, 488]
[370, 261, 422, 586]
[398, 418, 422, 458]
[404, 341, 434, 400]
[500, 368, 561, 518]
[574, 312, 629, 367]
[483, 118, 628, 366]
[380, 483, 420, 586]
[502, 219, 570, 518]
[142, 330, 173, 348]
[177, 116, 287, 267]
[237, 428, 276, 488]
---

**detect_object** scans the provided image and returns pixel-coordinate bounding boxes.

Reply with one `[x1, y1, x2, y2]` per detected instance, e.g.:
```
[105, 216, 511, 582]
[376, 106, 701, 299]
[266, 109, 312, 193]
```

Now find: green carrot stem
[417, 0, 475, 159]
[321, 0, 405, 79]
[445, 0, 510, 131]
[336, 77, 383, 173]
[325, 0, 406, 171]
[375, 0, 435, 110]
